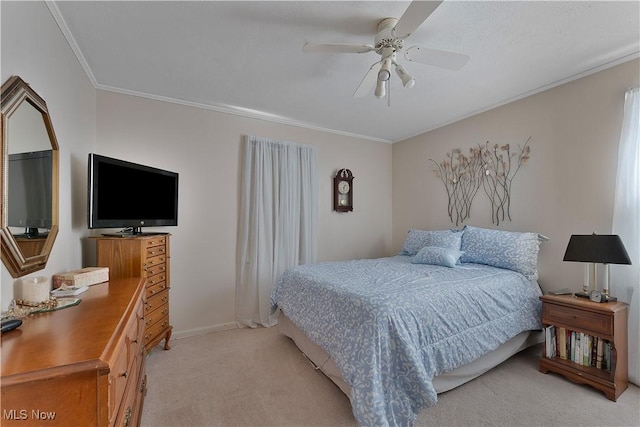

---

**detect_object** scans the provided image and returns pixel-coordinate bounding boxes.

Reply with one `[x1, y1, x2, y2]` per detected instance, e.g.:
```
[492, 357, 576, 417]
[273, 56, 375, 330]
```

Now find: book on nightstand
[547, 288, 572, 295]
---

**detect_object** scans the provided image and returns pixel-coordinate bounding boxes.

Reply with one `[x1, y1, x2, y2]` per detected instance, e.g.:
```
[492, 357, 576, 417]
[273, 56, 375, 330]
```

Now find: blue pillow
[460, 226, 546, 280]
[412, 246, 464, 268]
[399, 229, 463, 256]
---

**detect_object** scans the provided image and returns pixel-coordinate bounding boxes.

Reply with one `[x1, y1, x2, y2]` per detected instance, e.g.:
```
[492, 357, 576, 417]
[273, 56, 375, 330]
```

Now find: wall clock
[333, 168, 353, 212]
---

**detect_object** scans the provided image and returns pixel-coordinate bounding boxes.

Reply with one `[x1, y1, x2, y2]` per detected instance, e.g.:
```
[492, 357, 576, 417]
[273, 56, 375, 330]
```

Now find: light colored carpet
[141, 326, 639, 427]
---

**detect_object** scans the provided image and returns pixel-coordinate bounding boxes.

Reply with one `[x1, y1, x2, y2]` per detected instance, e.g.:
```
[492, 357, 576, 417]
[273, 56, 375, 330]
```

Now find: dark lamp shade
[563, 234, 632, 265]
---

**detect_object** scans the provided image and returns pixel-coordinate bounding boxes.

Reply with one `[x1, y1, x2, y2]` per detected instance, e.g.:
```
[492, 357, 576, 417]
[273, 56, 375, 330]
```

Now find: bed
[270, 226, 546, 426]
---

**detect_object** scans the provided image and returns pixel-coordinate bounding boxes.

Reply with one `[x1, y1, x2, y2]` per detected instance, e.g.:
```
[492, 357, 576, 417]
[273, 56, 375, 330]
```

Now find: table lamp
[563, 233, 631, 302]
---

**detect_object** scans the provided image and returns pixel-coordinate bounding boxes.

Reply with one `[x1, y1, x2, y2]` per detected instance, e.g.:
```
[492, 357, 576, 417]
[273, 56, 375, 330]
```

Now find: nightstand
[538, 294, 628, 401]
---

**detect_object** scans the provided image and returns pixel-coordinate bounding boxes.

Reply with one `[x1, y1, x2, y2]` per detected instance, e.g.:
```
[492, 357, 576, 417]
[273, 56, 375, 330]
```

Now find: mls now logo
[3, 409, 56, 420]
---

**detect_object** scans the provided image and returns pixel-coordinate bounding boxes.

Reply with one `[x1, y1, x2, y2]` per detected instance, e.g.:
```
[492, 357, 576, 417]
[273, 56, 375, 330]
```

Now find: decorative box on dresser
[95, 234, 172, 352]
[1, 278, 146, 427]
[539, 294, 628, 401]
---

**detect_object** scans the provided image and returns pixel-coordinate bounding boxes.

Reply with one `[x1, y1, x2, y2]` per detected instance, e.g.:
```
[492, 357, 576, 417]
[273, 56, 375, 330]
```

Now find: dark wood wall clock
[333, 168, 353, 212]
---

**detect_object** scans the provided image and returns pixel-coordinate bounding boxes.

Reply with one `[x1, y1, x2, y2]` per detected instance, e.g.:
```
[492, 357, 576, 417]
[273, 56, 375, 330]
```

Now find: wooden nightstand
[539, 294, 628, 401]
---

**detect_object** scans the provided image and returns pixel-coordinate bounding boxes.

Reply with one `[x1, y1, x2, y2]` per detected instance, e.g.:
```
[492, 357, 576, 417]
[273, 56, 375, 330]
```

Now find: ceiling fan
[303, 1, 469, 101]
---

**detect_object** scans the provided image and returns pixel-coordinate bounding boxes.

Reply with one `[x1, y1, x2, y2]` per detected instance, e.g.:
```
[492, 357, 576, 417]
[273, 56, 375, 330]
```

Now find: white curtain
[612, 87, 640, 385]
[236, 135, 318, 327]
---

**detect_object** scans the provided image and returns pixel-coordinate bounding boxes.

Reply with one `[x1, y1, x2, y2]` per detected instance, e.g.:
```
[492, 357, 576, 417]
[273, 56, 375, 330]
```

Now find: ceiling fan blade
[404, 46, 469, 70]
[353, 62, 380, 98]
[393, 0, 443, 39]
[303, 43, 375, 54]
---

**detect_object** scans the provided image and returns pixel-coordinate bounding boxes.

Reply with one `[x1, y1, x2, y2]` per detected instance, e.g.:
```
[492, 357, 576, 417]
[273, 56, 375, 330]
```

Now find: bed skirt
[278, 312, 543, 397]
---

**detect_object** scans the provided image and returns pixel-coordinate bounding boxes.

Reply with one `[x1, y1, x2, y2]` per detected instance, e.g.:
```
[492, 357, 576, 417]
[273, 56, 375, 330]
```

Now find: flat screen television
[88, 153, 179, 235]
[8, 150, 53, 238]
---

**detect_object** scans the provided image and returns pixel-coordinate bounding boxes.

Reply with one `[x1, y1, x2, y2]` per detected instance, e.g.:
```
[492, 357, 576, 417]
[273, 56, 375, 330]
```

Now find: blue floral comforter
[271, 256, 542, 426]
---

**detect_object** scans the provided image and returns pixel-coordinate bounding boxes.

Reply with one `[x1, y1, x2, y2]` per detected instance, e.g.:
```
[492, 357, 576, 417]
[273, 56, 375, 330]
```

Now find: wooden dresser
[1, 278, 146, 427]
[95, 234, 172, 351]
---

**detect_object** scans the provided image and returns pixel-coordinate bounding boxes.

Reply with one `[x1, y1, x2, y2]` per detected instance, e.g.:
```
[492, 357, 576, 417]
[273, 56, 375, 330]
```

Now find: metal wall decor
[430, 137, 531, 226]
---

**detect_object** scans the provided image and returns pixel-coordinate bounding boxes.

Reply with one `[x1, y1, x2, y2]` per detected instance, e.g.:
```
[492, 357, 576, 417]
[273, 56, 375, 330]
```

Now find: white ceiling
[50, 1, 640, 143]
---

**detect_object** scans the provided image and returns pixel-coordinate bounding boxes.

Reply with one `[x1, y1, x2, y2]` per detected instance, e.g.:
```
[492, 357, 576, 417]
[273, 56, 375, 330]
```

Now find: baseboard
[171, 322, 238, 340]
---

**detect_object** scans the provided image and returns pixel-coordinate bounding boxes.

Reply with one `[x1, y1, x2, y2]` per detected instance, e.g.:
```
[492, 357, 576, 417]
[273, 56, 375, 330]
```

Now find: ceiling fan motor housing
[375, 18, 403, 55]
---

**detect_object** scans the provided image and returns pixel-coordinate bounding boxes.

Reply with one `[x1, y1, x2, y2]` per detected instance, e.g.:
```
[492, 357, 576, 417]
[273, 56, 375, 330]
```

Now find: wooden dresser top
[1, 277, 144, 383]
[540, 294, 629, 314]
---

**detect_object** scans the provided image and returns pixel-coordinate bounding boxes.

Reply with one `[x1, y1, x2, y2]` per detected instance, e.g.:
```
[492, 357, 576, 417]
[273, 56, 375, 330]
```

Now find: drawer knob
[120, 370, 128, 378]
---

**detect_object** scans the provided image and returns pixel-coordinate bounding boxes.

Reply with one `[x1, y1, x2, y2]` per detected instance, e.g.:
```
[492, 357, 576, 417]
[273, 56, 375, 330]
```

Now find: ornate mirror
[1, 76, 59, 277]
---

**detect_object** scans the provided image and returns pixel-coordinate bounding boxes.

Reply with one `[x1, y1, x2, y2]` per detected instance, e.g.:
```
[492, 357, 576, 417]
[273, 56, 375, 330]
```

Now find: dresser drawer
[542, 303, 613, 336]
[113, 353, 141, 427]
[144, 317, 170, 347]
[146, 279, 168, 299]
[144, 235, 166, 249]
[145, 288, 169, 316]
[145, 303, 169, 328]
[109, 296, 144, 424]
[109, 340, 130, 424]
[143, 254, 166, 270]
[145, 244, 166, 259]
[145, 262, 167, 277]
[146, 272, 167, 288]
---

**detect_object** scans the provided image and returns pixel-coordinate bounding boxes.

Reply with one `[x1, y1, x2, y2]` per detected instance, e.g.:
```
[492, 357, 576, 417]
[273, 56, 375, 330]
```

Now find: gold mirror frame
[1, 76, 59, 277]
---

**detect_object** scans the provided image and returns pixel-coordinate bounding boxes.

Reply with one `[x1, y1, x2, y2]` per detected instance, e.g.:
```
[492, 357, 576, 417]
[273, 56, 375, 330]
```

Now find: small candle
[18, 276, 51, 304]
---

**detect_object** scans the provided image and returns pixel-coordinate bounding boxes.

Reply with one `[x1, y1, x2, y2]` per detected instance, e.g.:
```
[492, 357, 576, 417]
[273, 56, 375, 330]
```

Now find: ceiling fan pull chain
[387, 80, 391, 107]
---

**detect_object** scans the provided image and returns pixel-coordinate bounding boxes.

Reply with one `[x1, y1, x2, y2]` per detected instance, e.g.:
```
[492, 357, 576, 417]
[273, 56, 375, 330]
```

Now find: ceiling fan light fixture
[395, 63, 415, 88]
[375, 79, 386, 99]
[378, 57, 392, 81]
[378, 69, 391, 81]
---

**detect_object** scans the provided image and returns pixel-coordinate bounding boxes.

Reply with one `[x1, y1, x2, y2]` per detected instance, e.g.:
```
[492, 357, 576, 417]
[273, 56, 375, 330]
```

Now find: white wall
[1, 1, 97, 307]
[392, 58, 640, 382]
[93, 91, 392, 336]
